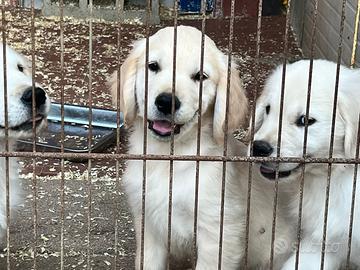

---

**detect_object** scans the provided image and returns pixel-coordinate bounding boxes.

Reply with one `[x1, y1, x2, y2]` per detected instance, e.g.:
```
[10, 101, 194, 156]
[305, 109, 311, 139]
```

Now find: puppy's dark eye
[192, 71, 208, 81]
[265, 105, 270, 114]
[17, 64, 24, 73]
[148, 61, 160, 72]
[296, 115, 316, 127]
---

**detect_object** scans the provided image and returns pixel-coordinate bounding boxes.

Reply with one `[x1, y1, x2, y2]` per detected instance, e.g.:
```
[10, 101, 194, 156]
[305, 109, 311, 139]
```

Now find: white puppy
[109, 25, 294, 270]
[253, 59, 360, 269]
[109, 25, 248, 269]
[0, 44, 50, 236]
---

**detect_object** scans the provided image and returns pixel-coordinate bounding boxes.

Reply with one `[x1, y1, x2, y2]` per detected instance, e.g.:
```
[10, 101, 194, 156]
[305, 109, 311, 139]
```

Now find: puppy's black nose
[253, 140, 273, 157]
[155, 93, 181, 115]
[21, 87, 47, 109]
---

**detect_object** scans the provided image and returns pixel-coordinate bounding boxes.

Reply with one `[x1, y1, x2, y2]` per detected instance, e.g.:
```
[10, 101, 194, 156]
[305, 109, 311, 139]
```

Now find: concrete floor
[0, 8, 301, 269]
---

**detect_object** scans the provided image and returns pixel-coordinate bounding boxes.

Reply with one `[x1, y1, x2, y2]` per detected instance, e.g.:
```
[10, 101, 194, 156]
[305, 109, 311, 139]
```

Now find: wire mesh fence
[0, 0, 358, 269]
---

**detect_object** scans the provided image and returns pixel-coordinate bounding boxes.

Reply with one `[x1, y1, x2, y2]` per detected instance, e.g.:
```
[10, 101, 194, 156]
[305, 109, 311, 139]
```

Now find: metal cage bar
[1, 3, 10, 270]
[30, 0, 38, 268]
[166, 0, 178, 265]
[217, 0, 236, 267]
[345, 1, 360, 267]
[192, 0, 207, 267]
[139, 0, 151, 267]
[245, 0, 263, 267]
[59, 0, 66, 268]
[268, 1, 293, 268]
[320, 1, 347, 269]
[345, 115, 360, 269]
[4, 151, 360, 163]
[86, 0, 94, 267]
[294, 0, 319, 268]
[114, 0, 124, 267]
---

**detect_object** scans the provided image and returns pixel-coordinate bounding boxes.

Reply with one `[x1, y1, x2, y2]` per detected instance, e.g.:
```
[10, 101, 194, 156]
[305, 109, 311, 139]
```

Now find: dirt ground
[0, 8, 301, 269]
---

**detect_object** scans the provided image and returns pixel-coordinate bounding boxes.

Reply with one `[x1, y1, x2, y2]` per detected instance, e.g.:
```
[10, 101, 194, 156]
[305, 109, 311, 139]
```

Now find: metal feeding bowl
[17, 103, 123, 154]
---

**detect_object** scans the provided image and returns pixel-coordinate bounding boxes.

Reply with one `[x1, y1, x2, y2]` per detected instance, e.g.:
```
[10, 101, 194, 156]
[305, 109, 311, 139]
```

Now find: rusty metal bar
[218, 163, 227, 270]
[345, 1, 360, 268]
[140, 0, 151, 267]
[345, 115, 360, 269]
[320, 1, 347, 269]
[244, 0, 263, 267]
[294, 0, 319, 268]
[87, 1, 94, 268]
[218, 0, 236, 267]
[31, 0, 37, 152]
[167, 0, 178, 265]
[114, 0, 124, 268]
[1, 3, 10, 269]
[2, 151, 360, 163]
[30, 0, 38, 267]
[59, 0, 65, 268]
[192, 0, 207, 268]
[269, 1, 293, 268]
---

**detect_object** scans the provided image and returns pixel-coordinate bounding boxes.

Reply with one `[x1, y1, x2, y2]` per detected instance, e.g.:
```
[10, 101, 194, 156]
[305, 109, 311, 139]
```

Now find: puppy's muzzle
[21, 86, 47, 111]
[148, 93, 183, 138]
[253, 140, 301, 180]
[252, 140, 273, 157]
[3, 86, 49, 132]
[155, 92, 181, 115]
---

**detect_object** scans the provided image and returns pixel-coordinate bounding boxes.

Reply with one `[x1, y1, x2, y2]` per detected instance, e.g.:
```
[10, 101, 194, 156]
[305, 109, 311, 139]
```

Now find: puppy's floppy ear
[213, 60, 248, 145]
[108, 39, 145, 126]
[339, 92, 360, 158]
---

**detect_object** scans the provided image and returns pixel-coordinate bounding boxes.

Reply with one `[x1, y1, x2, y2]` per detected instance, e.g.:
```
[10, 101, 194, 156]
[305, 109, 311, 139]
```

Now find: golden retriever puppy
[109, 25, 250, 269]
[0, 44, 50, 236]
[253, 59, 360, 269]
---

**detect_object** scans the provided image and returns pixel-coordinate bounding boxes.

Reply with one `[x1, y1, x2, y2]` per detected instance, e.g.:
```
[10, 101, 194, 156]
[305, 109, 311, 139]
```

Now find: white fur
[254, 59, 360, 269]
[110, 25, 248, 269]
[0, 44, 50, 236]
[109, 26, 294, 269]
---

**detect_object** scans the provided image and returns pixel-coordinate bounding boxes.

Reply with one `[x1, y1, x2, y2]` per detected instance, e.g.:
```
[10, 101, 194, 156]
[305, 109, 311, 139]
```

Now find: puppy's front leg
[135, 220, 167, 270]
[196, 227, 242, 270]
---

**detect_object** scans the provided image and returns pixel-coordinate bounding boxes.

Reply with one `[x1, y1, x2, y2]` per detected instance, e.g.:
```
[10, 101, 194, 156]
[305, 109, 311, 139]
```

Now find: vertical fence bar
[320, 1, 346, 269]
[294, 0, 319, 269]
[30, 0, 38, 268]
[114, 0, 123, 268]
[87, 0, 94, 268]
[345, 115, 360, 269]
[192, 0, 207, 268]
[59, 0, 65, 268]
[140, 0, 151, 267]
[345, 1, 360, 267]
[269, 1, 292, 268]
[245, 0, 263, 267]
[166, 0, 178, 265]
[1, 3, 10, 269]
[218, 0, 236, 267]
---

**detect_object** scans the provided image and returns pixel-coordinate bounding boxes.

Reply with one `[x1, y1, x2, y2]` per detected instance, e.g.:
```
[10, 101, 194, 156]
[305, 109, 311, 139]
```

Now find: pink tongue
[152, 120, 173, 134]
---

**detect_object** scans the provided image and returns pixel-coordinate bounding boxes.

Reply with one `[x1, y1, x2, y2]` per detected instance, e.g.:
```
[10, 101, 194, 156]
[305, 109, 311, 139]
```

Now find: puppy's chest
[126, 160, 200, 205]
[124, 159, 223, 227]
[295, 171, 359, 241]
